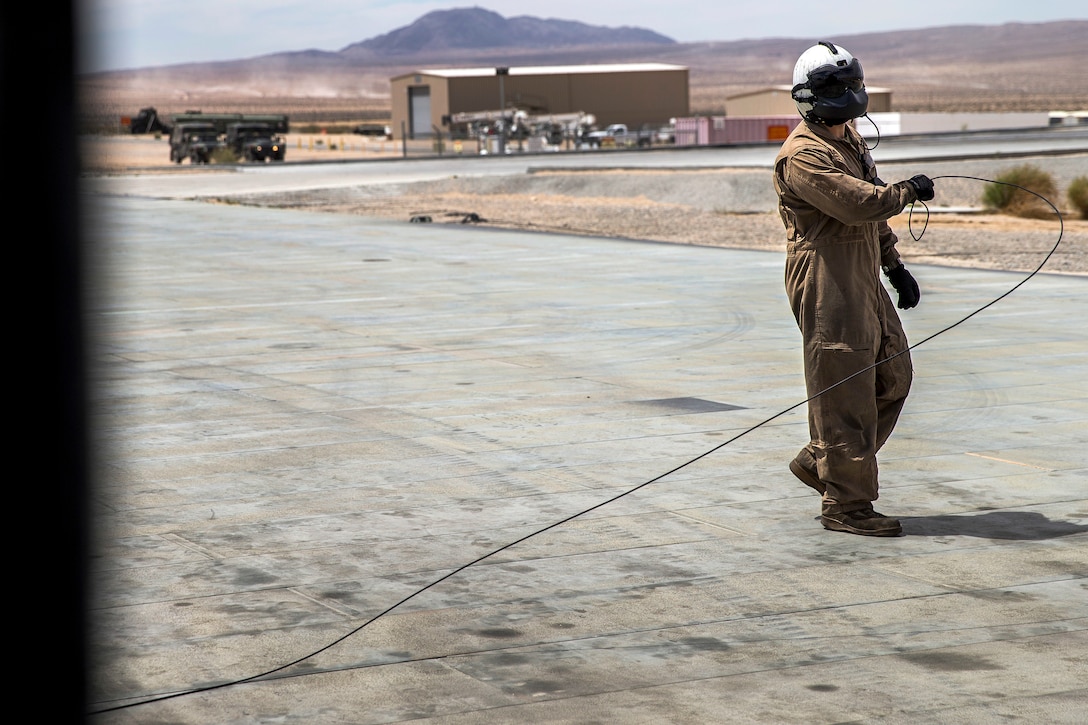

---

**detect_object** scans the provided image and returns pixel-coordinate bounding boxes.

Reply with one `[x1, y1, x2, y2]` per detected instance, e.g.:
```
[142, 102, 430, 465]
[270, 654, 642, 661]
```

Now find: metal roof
[393, 63, 688, 81]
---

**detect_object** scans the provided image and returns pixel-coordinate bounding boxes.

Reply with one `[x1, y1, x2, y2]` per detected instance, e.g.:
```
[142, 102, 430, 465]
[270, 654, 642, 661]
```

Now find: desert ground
[83, 134, 1086, 276]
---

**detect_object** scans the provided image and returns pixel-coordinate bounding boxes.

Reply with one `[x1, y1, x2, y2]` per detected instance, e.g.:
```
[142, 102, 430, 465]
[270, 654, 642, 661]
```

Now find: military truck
[225, 122, 286, 162]
[168, 122, 224, 164]
[174, 112, 289, 135]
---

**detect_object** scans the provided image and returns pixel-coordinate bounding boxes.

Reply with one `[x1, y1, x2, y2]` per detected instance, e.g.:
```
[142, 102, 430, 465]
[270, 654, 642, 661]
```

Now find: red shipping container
[724, 116, 801, 144]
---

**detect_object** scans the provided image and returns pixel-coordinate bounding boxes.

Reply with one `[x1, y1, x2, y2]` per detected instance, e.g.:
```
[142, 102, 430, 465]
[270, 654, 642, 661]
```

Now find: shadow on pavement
[903, 511, 1088, 540]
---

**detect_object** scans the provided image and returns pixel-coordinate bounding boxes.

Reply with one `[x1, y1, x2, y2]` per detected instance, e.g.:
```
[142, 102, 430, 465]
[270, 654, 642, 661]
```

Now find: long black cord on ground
[90, 176, 1064, 715]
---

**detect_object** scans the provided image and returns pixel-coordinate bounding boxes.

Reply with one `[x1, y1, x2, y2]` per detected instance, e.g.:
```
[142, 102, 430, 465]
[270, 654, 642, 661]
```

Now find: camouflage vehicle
[174, 112, 289, 135]
[168, 122, 224, 164]
[225, 122, 286, 162]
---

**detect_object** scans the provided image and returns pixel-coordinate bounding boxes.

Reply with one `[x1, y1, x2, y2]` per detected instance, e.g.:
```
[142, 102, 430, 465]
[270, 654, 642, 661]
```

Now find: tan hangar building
[390, 63, 690, 139]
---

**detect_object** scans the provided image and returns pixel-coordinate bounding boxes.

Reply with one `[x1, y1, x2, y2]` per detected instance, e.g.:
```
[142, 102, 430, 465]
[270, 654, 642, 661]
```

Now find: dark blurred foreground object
[2, 1, 90, 719]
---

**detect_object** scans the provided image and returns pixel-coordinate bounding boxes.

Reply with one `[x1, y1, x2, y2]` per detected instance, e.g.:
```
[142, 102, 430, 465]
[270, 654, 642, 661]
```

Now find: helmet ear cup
[791, 84, 818, 123]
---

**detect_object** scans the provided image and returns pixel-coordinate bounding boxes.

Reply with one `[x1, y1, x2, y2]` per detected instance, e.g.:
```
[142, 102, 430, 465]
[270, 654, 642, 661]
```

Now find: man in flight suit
[773, 41, 935, 536]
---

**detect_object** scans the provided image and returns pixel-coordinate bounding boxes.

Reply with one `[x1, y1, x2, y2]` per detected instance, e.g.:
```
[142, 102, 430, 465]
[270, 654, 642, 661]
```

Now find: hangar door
[408, 86, 431, 138]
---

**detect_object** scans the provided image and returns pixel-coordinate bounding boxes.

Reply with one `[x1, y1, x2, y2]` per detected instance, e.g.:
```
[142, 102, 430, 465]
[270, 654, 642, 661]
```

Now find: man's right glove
[886, 264, 921, 309]
[906, 174, 935, 201]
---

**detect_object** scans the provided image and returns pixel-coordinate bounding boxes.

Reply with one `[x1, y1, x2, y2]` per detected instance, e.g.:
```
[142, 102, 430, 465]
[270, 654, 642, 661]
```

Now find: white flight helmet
[791, 41, 869, 125]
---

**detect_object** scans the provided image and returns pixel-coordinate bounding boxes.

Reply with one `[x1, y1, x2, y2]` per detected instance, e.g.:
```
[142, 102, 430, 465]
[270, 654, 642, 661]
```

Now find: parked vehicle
[353, 123, 392, 139]
[168, 122, 224, 164]
[583, 123, 656, 148]
[174, 112, 289, 135]
[128, 107, 171, 134]
[226, 122, 286, 162]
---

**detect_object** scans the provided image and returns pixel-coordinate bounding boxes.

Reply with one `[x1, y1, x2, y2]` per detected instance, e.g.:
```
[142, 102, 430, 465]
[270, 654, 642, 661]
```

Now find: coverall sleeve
[877, 221, 902, 269]
[786, 147, 918, 226]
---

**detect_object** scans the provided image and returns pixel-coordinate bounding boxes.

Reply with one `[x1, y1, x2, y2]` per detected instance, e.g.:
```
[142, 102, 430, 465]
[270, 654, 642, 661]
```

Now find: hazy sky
[80, 0, 1085, 73]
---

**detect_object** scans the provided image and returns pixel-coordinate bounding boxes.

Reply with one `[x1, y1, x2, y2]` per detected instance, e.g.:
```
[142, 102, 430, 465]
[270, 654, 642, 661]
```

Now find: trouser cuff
[821, 500, 875, 515]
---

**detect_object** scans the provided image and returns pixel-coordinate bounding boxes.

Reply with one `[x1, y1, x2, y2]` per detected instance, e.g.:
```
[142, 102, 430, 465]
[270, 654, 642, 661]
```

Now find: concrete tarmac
[85, 193, 1086, 723]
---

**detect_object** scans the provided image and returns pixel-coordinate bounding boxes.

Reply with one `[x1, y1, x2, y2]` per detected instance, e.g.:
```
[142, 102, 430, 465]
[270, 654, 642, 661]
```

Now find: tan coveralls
[773, 120, 921, 513]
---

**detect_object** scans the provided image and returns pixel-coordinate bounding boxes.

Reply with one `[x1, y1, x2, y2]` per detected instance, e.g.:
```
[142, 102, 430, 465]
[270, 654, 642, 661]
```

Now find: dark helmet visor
[807, 58, 865, 98]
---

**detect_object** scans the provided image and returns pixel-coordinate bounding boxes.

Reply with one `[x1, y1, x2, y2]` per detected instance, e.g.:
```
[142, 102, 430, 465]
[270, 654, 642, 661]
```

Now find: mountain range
[342, 7, 674, 55]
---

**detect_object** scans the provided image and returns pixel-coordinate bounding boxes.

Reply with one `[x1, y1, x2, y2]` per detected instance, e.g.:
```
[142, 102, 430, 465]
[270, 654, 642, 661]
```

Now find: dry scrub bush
[1068, 176, 1088, 220]
[981, 164, 1058, 219]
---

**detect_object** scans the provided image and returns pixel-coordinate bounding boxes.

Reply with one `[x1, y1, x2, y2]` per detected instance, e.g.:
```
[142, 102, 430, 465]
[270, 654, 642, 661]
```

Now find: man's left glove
[886, 265, 920, 309]
[906, 175, 935, 201]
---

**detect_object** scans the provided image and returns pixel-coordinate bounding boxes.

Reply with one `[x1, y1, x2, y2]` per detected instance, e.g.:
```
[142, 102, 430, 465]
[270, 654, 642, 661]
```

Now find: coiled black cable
[91, 175, 1064, 715]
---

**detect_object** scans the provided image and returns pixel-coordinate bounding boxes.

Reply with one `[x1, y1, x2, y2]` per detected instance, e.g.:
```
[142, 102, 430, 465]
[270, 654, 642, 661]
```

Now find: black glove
[886, 265, 921, 309]
[906, 174, 935, 201]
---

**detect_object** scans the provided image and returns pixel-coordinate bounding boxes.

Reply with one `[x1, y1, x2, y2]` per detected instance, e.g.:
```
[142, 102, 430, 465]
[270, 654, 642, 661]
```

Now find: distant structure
[390, 63, 689, 139]
[722, 86, 1056, 136]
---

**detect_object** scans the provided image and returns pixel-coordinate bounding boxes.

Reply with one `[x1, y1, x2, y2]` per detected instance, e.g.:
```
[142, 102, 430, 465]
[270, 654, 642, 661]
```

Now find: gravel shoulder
[230, 155, 1087, 275]
[85, 135, 1086, 275]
